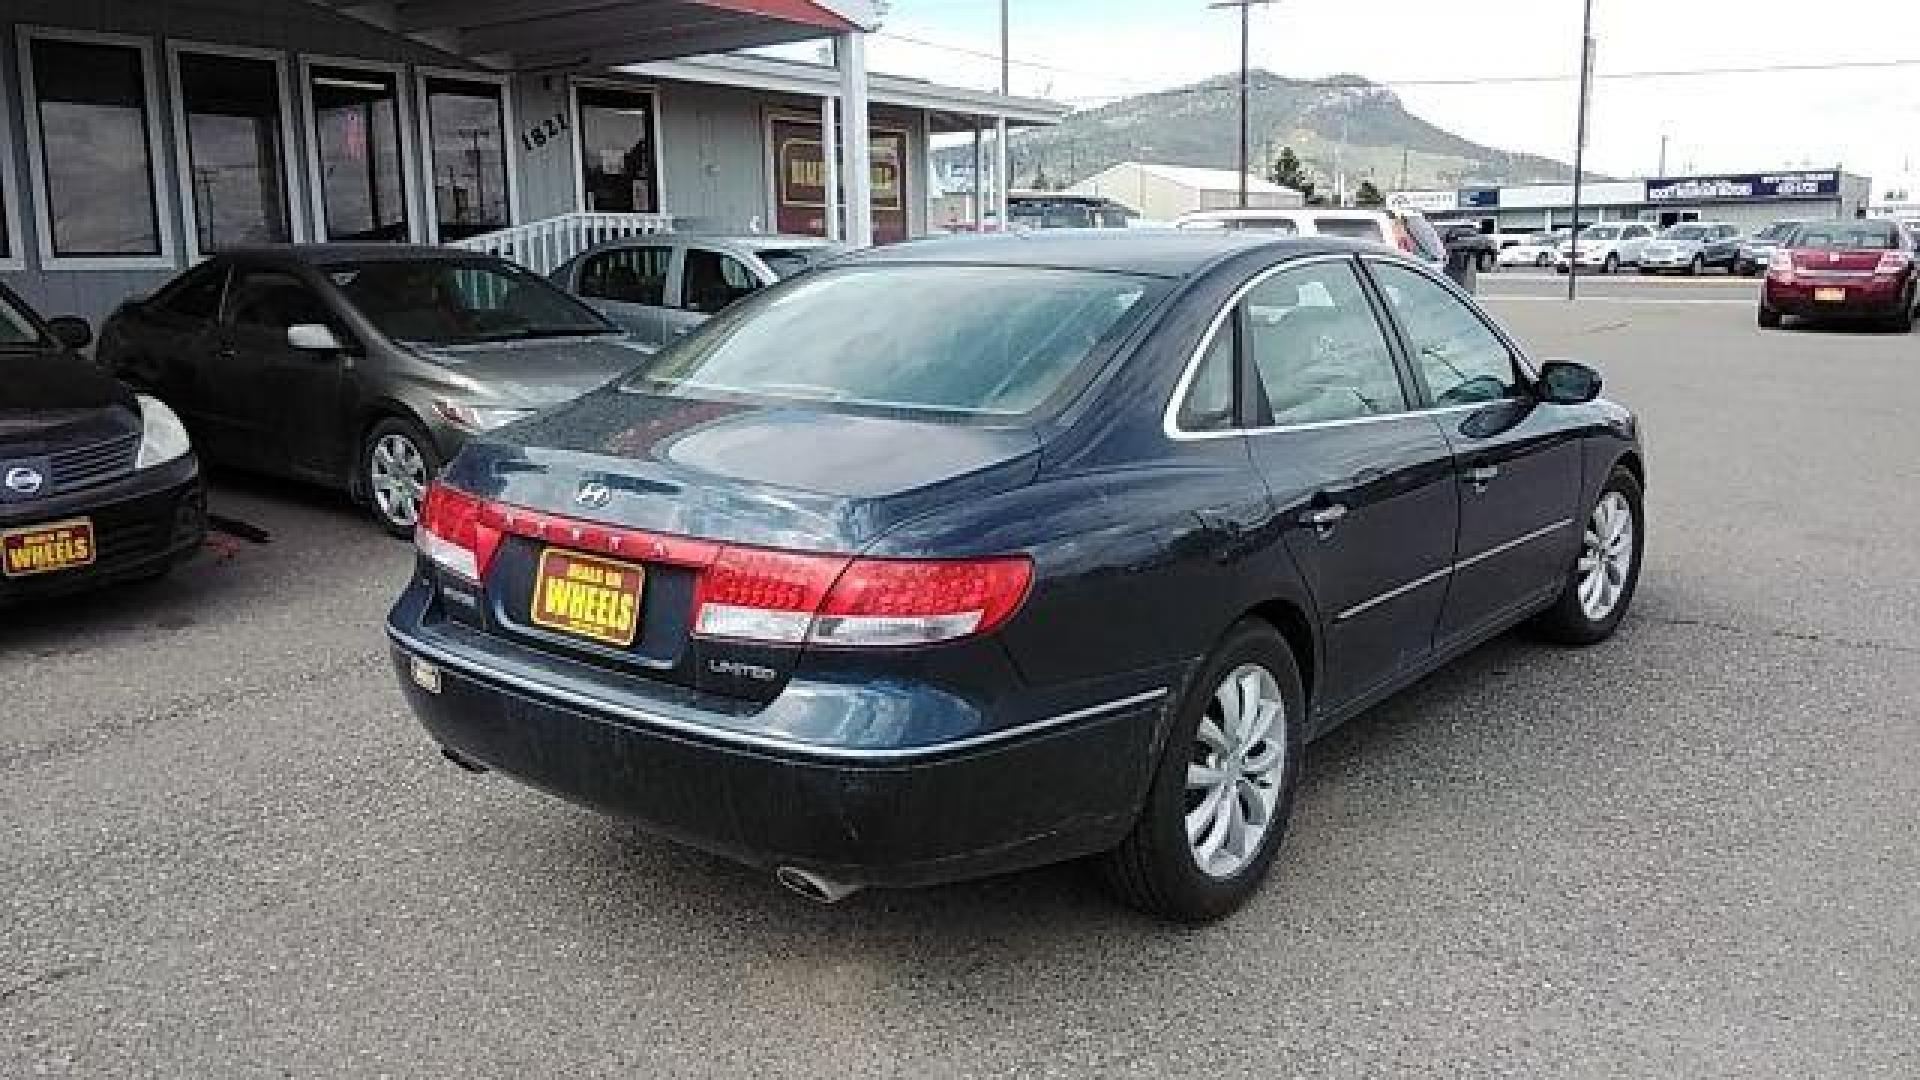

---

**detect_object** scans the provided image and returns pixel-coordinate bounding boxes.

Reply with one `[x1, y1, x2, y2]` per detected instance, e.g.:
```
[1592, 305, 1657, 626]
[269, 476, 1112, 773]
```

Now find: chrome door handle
[1305, 503, 1349, 537]
[1465, 465, 1500, 491]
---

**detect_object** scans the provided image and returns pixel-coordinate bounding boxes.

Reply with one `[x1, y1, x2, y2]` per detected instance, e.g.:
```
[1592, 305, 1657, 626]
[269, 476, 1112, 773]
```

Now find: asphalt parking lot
[5, 277, 1918, 1077]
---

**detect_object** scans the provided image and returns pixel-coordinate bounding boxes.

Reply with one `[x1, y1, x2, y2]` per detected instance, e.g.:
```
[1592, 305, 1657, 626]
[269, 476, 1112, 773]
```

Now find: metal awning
[306, 0, 880, 70]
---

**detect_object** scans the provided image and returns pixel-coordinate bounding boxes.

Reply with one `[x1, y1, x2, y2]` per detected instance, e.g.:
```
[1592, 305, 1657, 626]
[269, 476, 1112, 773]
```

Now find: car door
[117, 263, 230, 446]
[1231, 256, 1461, 712]
[1710, 225, 1741, 265]
[1364, 258, 1585, 649]
[216, 267, 354, 482]
[673, 246, 764, 341]
[573, 244, 672, 347]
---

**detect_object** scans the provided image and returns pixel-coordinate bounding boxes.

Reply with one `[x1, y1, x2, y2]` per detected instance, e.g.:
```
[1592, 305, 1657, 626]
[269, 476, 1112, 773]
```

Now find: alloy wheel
[369, 433, 430, 529]
[1577, 491, 1635, 621]
[1184, 663, 1286, 879]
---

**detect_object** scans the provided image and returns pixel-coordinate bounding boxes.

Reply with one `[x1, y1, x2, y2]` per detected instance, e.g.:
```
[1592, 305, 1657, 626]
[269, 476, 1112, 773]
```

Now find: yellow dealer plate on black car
[530, 547, 644, 647]
[2, 518, 96, 577]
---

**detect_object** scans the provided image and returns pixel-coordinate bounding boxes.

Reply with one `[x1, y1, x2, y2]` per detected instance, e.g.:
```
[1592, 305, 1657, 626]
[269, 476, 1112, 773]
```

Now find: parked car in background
[1556, 222, 1658, 274]
[1498, 232, 1565, 269]
[1638, 221, 1743, 274]
[390, 232, 1645, 922]
[1175, 207, 1448, 269]
[1759, 218, 1916, 331]
[99, 246, 645, 536]
[1009, 192, 1134, 230]
[2, 283, 205, 600]
[1735, 220, 1804, 276]
[1432, 220, 1500, 273]
[551, 234, 846, 350]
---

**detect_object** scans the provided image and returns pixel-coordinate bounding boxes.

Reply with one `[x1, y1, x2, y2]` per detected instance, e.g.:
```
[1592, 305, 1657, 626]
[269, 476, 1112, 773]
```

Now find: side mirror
[287, 323, 344, 352]
[1536, 360, 1603, 405]
[47, 316, 92, 350]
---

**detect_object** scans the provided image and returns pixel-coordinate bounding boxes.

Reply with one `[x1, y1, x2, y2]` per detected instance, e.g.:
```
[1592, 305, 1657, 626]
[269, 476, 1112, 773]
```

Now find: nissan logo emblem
[4, 466, 44, 495]
[575, 481, 612, 509]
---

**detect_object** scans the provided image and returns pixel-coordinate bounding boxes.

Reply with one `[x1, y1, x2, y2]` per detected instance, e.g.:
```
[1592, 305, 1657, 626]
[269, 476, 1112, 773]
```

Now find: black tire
[1603, 253, 1619, 274]
[1099, 621, 1306, 922]
[1757, 305, 1783, 329]
[1686, 254, 1704, 276]
[360, 417, 441, 539]
[1536, 253, 1551, 268]
[1886, 295, 1915, 333]
[1532, 467, 1645, 646]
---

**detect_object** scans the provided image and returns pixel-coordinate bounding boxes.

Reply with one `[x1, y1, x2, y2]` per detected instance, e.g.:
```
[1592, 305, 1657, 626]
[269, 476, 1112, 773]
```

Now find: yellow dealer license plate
[530, 547, 644, 647]
[1815, 287, 1847, 303]
[2, 518, 96, 577]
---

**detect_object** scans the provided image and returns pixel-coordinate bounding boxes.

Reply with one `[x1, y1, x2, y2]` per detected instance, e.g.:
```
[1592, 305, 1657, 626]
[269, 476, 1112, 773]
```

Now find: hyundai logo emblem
[4, 466, 44, 495]
[574, 481, 612, 509]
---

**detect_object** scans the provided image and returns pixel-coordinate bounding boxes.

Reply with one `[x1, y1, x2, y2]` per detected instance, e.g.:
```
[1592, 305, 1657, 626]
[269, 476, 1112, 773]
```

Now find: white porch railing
[449, 212, 675, 275]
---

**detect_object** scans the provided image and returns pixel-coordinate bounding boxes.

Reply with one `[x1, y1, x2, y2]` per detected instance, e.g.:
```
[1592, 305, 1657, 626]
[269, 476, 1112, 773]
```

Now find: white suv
[1175, 207, 1448, 269]
[1556, 222, 1658, 274]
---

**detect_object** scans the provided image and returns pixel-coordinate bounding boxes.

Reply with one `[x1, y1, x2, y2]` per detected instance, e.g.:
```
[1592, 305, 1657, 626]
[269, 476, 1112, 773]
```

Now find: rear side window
[681, 249, 759, 314]
[1243, 261, 1406, 425]
[579, 246, 670, 305]
[627, 265, 1160, 419]
[1177, 320, 1237, 432]
[1370, 262, 1521, 406]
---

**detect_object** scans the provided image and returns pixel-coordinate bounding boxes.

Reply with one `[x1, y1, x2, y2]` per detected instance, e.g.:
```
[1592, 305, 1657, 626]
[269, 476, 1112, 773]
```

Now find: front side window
[225, 270, 330, 332]
[311, 66, 408, 242]
[1243, 261, 1406, 425]
[154, 263, 230, 322]
[178, 52, 293, 253]
[1370, 262, 1521, 407]
[580, 246, 670, 305]
[681, 249, 758, 314]
[424, 78, 509, 241]
[28, 37, 161, 258]
[577, 86, 657, 214]
[627, 266, 1159, 419]
[331, 259, 611, 345]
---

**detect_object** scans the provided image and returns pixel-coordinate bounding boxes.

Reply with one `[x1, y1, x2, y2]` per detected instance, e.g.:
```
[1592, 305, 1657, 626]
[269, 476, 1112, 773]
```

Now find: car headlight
[432, 400, 532, 432]
[134, 394, 191, 469]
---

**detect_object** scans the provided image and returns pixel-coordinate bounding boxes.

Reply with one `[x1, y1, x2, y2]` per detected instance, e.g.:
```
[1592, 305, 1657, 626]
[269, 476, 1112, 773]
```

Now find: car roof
[215, 244, 503, 267]
[835, 230, 1384, 277]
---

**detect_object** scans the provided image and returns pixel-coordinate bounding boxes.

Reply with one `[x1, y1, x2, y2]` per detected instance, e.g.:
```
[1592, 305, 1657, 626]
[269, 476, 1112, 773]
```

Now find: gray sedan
[98, 246, 650, 535]
[550, 234, 846, 349]
[1638, 221, 1744, 275]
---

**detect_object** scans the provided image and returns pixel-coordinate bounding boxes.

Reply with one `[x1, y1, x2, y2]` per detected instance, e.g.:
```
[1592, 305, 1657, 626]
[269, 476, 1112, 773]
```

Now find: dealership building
[0, 0, 1065, 324]
[1395, 169, 1872, 235]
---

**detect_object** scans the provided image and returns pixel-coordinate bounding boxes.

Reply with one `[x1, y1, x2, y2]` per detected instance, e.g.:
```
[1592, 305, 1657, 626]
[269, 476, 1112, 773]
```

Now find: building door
[768, 115, 909, 244]
[576, 86, 659, 214]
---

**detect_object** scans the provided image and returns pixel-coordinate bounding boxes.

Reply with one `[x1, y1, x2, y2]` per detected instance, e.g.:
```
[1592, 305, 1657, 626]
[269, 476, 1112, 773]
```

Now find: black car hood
[0, 349, 140, 449]
[408, 336, 653, 409]
[448, 387, 1042, 552]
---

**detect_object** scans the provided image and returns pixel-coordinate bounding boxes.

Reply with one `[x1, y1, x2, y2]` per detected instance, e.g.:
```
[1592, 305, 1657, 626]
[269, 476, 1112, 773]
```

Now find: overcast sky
[839, 0, 1920, 190]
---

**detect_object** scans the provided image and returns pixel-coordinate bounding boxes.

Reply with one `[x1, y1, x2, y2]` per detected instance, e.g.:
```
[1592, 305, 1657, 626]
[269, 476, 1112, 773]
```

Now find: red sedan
[1760, 219, 1917, 331]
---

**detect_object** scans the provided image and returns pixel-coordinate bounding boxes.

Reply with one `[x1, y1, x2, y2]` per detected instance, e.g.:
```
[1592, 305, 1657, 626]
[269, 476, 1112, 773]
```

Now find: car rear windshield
[0, 292, 43, 347]
[328, 259, 614, 345]
[622, 265, 1162, 419]
[756, 247, 842, 280]
[1314, 218, 1386, 241]
[1789, 222, 1900, 250]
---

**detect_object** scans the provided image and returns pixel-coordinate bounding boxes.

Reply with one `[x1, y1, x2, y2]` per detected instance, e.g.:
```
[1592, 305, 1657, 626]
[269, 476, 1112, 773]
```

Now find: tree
[1354, 180, 1385, 207]
[1267, 146, 1315, 203]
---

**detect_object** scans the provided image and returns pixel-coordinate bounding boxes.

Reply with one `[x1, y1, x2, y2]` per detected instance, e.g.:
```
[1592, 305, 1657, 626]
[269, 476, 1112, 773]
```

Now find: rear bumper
[386, 595, 1170, 888]
[0, 455, 205, 600]
[1763, 279, 1909, 318]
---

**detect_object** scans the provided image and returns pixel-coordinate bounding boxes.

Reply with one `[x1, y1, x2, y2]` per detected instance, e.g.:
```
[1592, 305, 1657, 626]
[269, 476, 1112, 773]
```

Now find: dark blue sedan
[388, 232, 1646, 921]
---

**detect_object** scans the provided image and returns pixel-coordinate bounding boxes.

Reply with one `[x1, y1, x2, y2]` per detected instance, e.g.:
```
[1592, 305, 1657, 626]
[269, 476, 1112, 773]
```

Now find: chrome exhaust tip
[775, 866, 862, 905]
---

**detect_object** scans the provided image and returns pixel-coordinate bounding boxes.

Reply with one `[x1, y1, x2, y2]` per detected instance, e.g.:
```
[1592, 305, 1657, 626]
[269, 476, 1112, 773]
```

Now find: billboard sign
[1646, 171, 1840, 203]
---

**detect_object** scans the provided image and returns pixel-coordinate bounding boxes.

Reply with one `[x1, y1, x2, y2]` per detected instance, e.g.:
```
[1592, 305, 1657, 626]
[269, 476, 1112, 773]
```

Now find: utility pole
[1211, 0, 1277, 209]
[996, 0, 1010, 228]
[1567, 0, 1595, 302]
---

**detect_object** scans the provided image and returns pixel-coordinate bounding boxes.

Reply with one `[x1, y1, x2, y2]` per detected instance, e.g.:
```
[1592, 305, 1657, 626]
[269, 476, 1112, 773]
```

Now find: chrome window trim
[388, 624, 1169, 763]
[1162, 253, 1521, 442]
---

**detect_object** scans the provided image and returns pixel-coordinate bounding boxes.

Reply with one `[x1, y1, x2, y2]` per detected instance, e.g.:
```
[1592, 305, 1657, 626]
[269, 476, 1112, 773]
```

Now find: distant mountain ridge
[940, 70, 1582, 195]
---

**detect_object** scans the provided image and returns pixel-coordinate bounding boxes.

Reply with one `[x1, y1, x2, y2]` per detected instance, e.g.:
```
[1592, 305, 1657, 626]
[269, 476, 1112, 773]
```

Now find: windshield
[1790, 222, 1901, 250]
[1757, 222, 1798, 242]
[331, 259, 614, 345]
[623, 265, 1162, 419]
[0, 290, 44, 348]
[1662, 225, 1709, 241]
[757, 246, 843, 281]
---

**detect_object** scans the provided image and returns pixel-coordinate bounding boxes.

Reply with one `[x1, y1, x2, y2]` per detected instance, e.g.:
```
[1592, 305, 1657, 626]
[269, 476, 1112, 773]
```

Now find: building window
[176, 50, 293, 254]
[576, 85, 658, 214]
[423, 77, 510, 241]
[23, 35, 164, 260]
[310, 65, 409, 241]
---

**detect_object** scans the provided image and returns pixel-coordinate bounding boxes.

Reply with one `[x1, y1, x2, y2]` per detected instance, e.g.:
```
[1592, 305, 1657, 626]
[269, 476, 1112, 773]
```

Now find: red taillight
[1768, 249, 1796, 281]
[417, 482, 502, 582]
[692, 549, 1033, 647]
[1390, 219, 1416, 254]
[1876, 250, 1910, 276]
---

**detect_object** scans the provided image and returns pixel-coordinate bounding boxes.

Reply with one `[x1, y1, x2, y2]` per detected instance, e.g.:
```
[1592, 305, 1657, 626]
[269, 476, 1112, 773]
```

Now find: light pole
[1211, 0, 1278, 209]
[1567, 0, 1595, 301]
[997, 0, 1010, 228]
